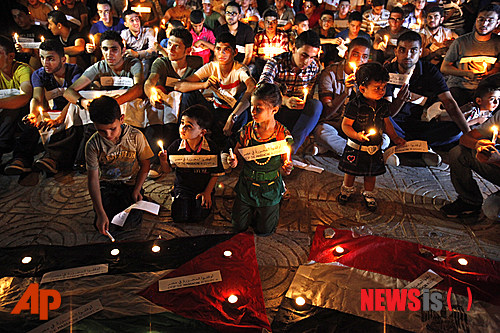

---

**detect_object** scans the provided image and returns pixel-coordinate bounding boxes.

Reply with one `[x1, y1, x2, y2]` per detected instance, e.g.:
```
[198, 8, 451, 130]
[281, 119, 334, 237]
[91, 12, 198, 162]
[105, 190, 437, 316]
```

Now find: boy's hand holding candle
[228, 148, 238, 168]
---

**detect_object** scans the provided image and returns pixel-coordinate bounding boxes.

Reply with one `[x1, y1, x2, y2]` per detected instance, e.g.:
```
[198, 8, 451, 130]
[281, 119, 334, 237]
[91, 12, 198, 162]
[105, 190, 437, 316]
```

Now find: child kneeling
[228, 83, 294, 235]
[86, 96, 154, 235]
[338, 63, 405, 211]
[159, 105, 225, 223]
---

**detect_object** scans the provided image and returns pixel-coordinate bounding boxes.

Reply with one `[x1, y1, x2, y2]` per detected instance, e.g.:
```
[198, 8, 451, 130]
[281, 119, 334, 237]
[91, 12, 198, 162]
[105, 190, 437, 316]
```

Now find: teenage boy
[5, 40, 83, 175]
[0, 37, 32, 166]
[120, 10, 157, 73]
[289, 13, 309, 47]
[313, 10, 338, 65]
[441, 4, 500, 107]
[175, 32, 255, 147]
[129, 0, 160, 27]
[333, 0, 351, 34]
[47, 10, 87, 68]
[403, 0, 427, 32]
[314, 38, 372, 156]
[335, 11, 372, 43]
[144, 28, 203, 175]
[373, 7, 410, 63]
[89, 0, 126, 34]
[86, 96, 153, 235]
[361, 0, 390, 33]
[202, 0, 225, 31]
[59, 0, 89, 31]
[259, 30, 322, 153]
[189, 10, 215, 64]
[252, 10, 289, 77]
[163, 0, 192, 29]
[65, 30, 144, 169]
[261, 0, 295, 32]
[385, 31, 469, 164]
[215, 2, 254, 66]
[421, 7, 457, 64]
[27, 0, 54, 26]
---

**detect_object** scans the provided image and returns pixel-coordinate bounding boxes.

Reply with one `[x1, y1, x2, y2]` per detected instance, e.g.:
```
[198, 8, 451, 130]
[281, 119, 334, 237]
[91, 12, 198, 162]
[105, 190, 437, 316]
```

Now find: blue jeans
[276, 99, 323, 153]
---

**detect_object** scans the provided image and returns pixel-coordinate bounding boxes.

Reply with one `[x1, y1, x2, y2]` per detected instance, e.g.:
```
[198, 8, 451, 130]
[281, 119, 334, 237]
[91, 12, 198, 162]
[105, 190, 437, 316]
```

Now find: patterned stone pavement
[0, 153, 499, 323]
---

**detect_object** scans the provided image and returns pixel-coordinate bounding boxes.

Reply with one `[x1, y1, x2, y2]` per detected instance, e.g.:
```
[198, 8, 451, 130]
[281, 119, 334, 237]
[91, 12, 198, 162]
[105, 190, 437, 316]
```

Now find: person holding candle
[373, 7, 410, 64]
[440, 112, 500, 218]
[420, 7, 457, 66]
[259, 30, 322, 153]
[334, 11, 372, 45]
[440, 4, 500, 107]
[227, 83, 293, 235]
[58, 0, 89, 32]
[158, 105, 224, 222]
[402, 0, 427, 32]
[202, 0, 225, 32]
[86, 96, 153, 236]
[129, 0, 160, 27]
[361, 0, 390, 34]
[0, 36, 32, 169]
[5, 40, 84, 175]
[337, 62, 405, 211]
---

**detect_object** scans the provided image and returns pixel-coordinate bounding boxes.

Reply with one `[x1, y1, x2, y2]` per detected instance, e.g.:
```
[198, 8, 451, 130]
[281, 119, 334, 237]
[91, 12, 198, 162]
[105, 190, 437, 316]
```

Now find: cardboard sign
[45, 88, 65, 101]
[165, 77, 178, 87]
[159, 270, 222, 291]
[238, 140, 288, 161]
[211, 87, 237, 107]
[28, 300, 103, 333]
[100, 76, 134, 87]
[168, 154, 218, 168]
[383, 140, 429, 162]
[236, 45, 245, 54]
[404, 269, 443, 290]
[388, 73, 411, 86]
[41, 264, 109, 284]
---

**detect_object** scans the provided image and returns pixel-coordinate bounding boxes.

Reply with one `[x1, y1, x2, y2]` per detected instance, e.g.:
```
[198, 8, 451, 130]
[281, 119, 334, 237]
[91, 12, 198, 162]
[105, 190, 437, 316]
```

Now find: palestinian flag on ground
[0, 233, 271, 332]
[272, 226, 500, 333]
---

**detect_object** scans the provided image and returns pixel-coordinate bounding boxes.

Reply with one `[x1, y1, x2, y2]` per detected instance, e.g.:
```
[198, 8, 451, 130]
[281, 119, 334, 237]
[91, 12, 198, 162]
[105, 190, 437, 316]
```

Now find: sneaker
[337, 185, 355, 205]
[362, 190, 377, 212]
[147, 164, 163, 179]
[423, 149, 442, 167]
[385, 154, 400, 167]
[440, 198, 481, 218]
[4, 159, 31, 175]
[34, 157, 58, 174]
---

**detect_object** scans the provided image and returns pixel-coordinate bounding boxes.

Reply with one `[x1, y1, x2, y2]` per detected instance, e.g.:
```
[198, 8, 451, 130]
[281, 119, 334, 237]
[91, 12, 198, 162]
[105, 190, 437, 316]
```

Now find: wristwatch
[231, 113, 238, 123]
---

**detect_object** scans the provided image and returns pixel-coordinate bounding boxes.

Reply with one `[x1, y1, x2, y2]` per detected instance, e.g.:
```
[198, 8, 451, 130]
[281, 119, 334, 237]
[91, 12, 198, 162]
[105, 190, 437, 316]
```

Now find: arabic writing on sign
[238, 140, 288, 161]
[169, 155, 218, 168]
[159, 270, 222, 291]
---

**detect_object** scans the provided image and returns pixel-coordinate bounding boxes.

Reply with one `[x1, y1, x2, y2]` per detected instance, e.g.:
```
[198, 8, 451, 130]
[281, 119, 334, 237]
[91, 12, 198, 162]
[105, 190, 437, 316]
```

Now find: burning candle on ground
[13, 33, 19, 43]
[158, 140, 164, 152]
[492, 125, 498, 143]
[89, 34, 95, 47]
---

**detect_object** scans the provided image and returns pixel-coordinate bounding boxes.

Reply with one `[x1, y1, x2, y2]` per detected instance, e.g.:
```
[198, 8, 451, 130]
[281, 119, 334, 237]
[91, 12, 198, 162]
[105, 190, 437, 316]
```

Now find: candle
[38, 106, 44, 122]
[13, 33, 19, 43]
[295, 296, 306, 306]
[122, 38, 126, 49]
[303, 87, 308, 101]
[110, 248, 120, 256]
[492, 125, 498, 143]
[286, 145, 291, 162]
[54, 5, 58, 10]
[89, 34, 95, 47]
[152, 245, 161, 252]
[366, 128, 377, 137]
[223, 250, 232, 257]
[458, 258, 468, 266]
[482, 61, 488, 74]
[229, 148, 235, 159]
[157, 140, 164, 152]
[154, 27, 159, 40]
[150, 87, 159, 104]
[383, 35, 389, 47]
[334, 246, 345, 254]
[162, 18, 166, 27]
[227, 295, 238, 303]
[348, 62, 357, 74]
[105, 230, 115, 242]
[22, 256, 32, 264]
[417, 18, 422, 30]
[370, 22, 374, 35]
[40, 36, 45, 43]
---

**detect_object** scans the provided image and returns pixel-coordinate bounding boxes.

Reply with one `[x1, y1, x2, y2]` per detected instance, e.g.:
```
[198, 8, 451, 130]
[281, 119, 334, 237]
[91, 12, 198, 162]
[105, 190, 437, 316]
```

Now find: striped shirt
[253, 32, 289, 60]
[361, 9, 390, 32]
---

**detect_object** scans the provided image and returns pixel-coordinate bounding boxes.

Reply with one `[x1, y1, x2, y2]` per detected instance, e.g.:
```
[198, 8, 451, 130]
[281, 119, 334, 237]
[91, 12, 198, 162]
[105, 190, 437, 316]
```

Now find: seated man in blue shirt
[89, 0, 126, 35]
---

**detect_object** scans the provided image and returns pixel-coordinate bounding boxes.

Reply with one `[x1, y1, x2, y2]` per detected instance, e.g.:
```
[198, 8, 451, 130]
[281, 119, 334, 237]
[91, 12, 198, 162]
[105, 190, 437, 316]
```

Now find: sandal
[338, 185, 355, 205]
[362, 191, 377, 212]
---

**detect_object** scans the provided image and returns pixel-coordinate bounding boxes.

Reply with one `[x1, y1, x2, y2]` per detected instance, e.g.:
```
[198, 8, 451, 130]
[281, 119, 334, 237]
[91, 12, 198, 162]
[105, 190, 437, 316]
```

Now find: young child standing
[338, 62, 406, 211]
[159, 105, 225, 223]
[228, 83, 294, 235]
[85, 96, 153, 235]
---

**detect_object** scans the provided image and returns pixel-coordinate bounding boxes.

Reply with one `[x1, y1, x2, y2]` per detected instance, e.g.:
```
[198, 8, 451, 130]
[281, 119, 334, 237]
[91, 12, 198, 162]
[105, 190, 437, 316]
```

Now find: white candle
[158, 140, 164, 152]
[40, 36, 45, 43]
[105, 230, 115, 242]
[348, 62, 357, 74]
[89, 34, 95, 47]
[492, 125, 498, 143]
[229, 148, 235, 159]
[154, 27, 159, 40]
[13, 33, 19, 43]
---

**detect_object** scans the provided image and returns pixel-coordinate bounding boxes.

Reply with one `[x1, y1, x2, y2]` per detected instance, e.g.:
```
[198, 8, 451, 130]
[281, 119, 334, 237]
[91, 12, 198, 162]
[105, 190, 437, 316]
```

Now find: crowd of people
[0, 0, 499, 236]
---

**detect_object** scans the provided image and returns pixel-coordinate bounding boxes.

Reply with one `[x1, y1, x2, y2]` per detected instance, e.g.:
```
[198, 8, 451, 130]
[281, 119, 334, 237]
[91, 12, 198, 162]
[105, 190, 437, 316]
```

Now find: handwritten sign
[238, 140, 288, 161]
[277, 19, 288, 26]
[111, 200, 160, 226]
[100, 76, 134, 87]
[165, 77, 178, 87]
[45, 88, 65, 101]
[459, 56, 496, 65]
[292, 159, 324, 173]
[337, 43, 348, 58]
[211, 87, 237, 107]
[404, 269, 443, 291]
[168, 155, 218, 168]
[78, 89, 127, 100]
[383, 140, 428, 162]
[388, 73, 411, 86]
[393, 88, 427, 106]
[236, 45, 245, 54]
[41, 264, 108, 284]
[28, 299, 103, 333]
[0, 88, 21, 99]
[159, 270, 222, 291]
[131, 6, 151, 13]
[19, 42, 42, 49]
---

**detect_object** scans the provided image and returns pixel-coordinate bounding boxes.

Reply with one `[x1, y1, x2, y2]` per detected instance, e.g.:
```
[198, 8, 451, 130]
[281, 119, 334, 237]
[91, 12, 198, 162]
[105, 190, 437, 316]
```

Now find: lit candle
[286, 145, 291, 162]
[105, 230, 115, 242]
[38, 106, 44, 122]
[303, 87, 308, 101]
[122, 39, 126, 49]
[417, 18, 422, 30]
[227, 295, 238, 303]
[334, 246, 345, 254]
[162, 18, 166, 27]
[223, 250, 232, 257]
[150, 87, 159, 104]
[22, 256, 32, 264]
[154, 27, 159, 40]
[482, 61, 488, 74]
[152, 245, 161, 252]
[229, 148, 235, 159]
[157, 140, 164, 152]
[366, 128, 377, 137]
[110, 248, 120, 256]
[458, 258, 468, 266]
[40, 36, 45, 43]
[89, 34, 95, 47]
[13, 33, 19, 43]
[295, 296, 306, 306]
[383, 35, 389, 47]
[348, 61, 357, 74]
[54, 5, 58, 10]
[492, 125, 498, 143]
[370, 22, 374, 35]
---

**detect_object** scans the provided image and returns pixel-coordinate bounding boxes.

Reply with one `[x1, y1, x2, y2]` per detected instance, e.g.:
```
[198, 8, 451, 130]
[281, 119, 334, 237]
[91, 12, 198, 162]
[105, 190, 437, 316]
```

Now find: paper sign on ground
[79, 90, 127, 100]
[28, 299, 103, 333]
[168, 155, 218, 168]
[404, 269, 443, 290]
[111, 200, 160, 226]
[292, 159, 324, 173]
[238, 140, 288, 161]
[159, 270, 222, 291]
[383, 140, 428, 162]
[41, 264, 108, 284]
[100, 76, 134, 87]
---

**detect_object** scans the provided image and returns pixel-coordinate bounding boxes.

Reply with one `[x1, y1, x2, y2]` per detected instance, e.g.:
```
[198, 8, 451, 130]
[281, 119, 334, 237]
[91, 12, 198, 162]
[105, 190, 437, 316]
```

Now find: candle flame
[157, 140, 164, 151]
[482, 61, 487, 73]
[417, 18, 421, 25]
[384, 35, 389, 43]
[13, 33, 19, 42]
[154, 27, 159, 33]
[40, 36, 45, 43]
[38, 106, 43, 113]
[366, 128, 377, 137]
[349, 62, 357, 73]
[303, 87, 308, 101]
[54, 5, 58, 10]
[150, 87, 159, 103]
